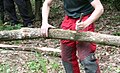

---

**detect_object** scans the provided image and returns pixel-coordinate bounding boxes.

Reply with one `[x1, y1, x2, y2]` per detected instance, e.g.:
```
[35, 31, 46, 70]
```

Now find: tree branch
[0, 28, 119, 47]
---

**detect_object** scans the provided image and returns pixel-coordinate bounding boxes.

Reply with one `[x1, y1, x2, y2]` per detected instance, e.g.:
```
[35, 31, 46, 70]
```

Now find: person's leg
[76, 14, 101, 73]
[4, 0, 19, 25]
[60, 16, 80, 73]
[0, 0, 4, 24]
[14, 0, 33, 27]
[61, 41, 80, 73]
[76, 42, 100, 73]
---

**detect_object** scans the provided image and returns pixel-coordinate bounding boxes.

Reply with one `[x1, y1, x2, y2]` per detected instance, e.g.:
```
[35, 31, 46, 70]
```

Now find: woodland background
[0, 0, 120, 73]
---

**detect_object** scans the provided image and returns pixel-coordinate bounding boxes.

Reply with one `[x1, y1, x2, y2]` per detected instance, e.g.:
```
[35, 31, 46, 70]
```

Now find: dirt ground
[0, 1, 120, 73]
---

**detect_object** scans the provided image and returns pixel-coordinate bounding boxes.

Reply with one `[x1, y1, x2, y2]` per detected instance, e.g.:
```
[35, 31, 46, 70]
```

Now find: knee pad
[81, 53, 99, 73]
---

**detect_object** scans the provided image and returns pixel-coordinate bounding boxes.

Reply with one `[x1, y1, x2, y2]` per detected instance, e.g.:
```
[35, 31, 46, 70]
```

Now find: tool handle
[78, 13, 84, 23]
[76, 13, 84, 31]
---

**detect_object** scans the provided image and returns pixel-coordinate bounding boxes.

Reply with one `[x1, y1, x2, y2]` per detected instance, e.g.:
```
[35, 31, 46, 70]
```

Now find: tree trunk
[35, 0, 42, 21]
[25, 0, 34, 19]
[0, 0, 4, 25]
[0, 28, 120, 47]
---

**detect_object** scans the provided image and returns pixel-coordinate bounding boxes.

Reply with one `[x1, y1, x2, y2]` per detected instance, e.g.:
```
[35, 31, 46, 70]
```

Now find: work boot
[81, 53, 101, 73]
[22, 23, 34, 28]
[27, 23, 34, 28]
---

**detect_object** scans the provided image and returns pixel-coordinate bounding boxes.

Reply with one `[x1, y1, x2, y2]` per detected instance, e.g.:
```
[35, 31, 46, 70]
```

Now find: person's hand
[40, 22, 55, 37]
[75, 20, 86, 31]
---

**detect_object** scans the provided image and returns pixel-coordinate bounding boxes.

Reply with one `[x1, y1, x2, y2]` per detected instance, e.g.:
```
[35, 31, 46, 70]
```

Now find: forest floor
[0, 1, 120, 73]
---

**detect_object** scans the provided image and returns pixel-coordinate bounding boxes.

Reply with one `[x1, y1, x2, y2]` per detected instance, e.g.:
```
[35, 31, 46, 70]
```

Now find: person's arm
[84, 0, 104, 26]
[42, 0, 52, 23]
[76, 0, 104, 30]
[41, 0, 54, 37]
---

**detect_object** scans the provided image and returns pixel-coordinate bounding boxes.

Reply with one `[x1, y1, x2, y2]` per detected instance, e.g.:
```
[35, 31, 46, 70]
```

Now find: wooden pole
[0, 28, 119, 47]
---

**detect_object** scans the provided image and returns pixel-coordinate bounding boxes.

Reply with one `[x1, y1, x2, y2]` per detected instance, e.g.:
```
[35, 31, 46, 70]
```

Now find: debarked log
[0, 44, 61, 57]
[0, 28, 120, 47]
[0, 44, 61, 53]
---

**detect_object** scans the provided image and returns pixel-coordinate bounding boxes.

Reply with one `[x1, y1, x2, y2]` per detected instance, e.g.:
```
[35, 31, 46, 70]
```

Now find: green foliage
[35, 51, 42, 58]
[26, 52, 61, 73]
[113, 32, 120, 36]
[51, 62, 59, 70]
[0, 20, 3, 25]
[27, 58, 47, 73]
[116, 67, 120, 73]
[0, 24, 22, 31]
[51, 6, 59, 14]
[0, 64, 10, 73]
[26, 52, 47, 73]
[31, 0, 35, 10]
[52, 52, 60, 57]
[13, 40, 21, 44]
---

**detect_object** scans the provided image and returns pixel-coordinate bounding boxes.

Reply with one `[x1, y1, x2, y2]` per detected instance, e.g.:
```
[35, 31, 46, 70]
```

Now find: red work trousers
[60, 15, 100, 73]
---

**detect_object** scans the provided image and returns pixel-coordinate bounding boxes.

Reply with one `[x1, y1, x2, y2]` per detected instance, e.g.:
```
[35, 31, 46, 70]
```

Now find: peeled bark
[0, 28, 120, 47]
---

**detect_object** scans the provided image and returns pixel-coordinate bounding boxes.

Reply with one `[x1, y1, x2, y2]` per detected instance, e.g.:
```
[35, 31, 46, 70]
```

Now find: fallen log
[0, 44, 61, 53]
[0, 44, 61, 57]
[0, 28, 120, 47]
